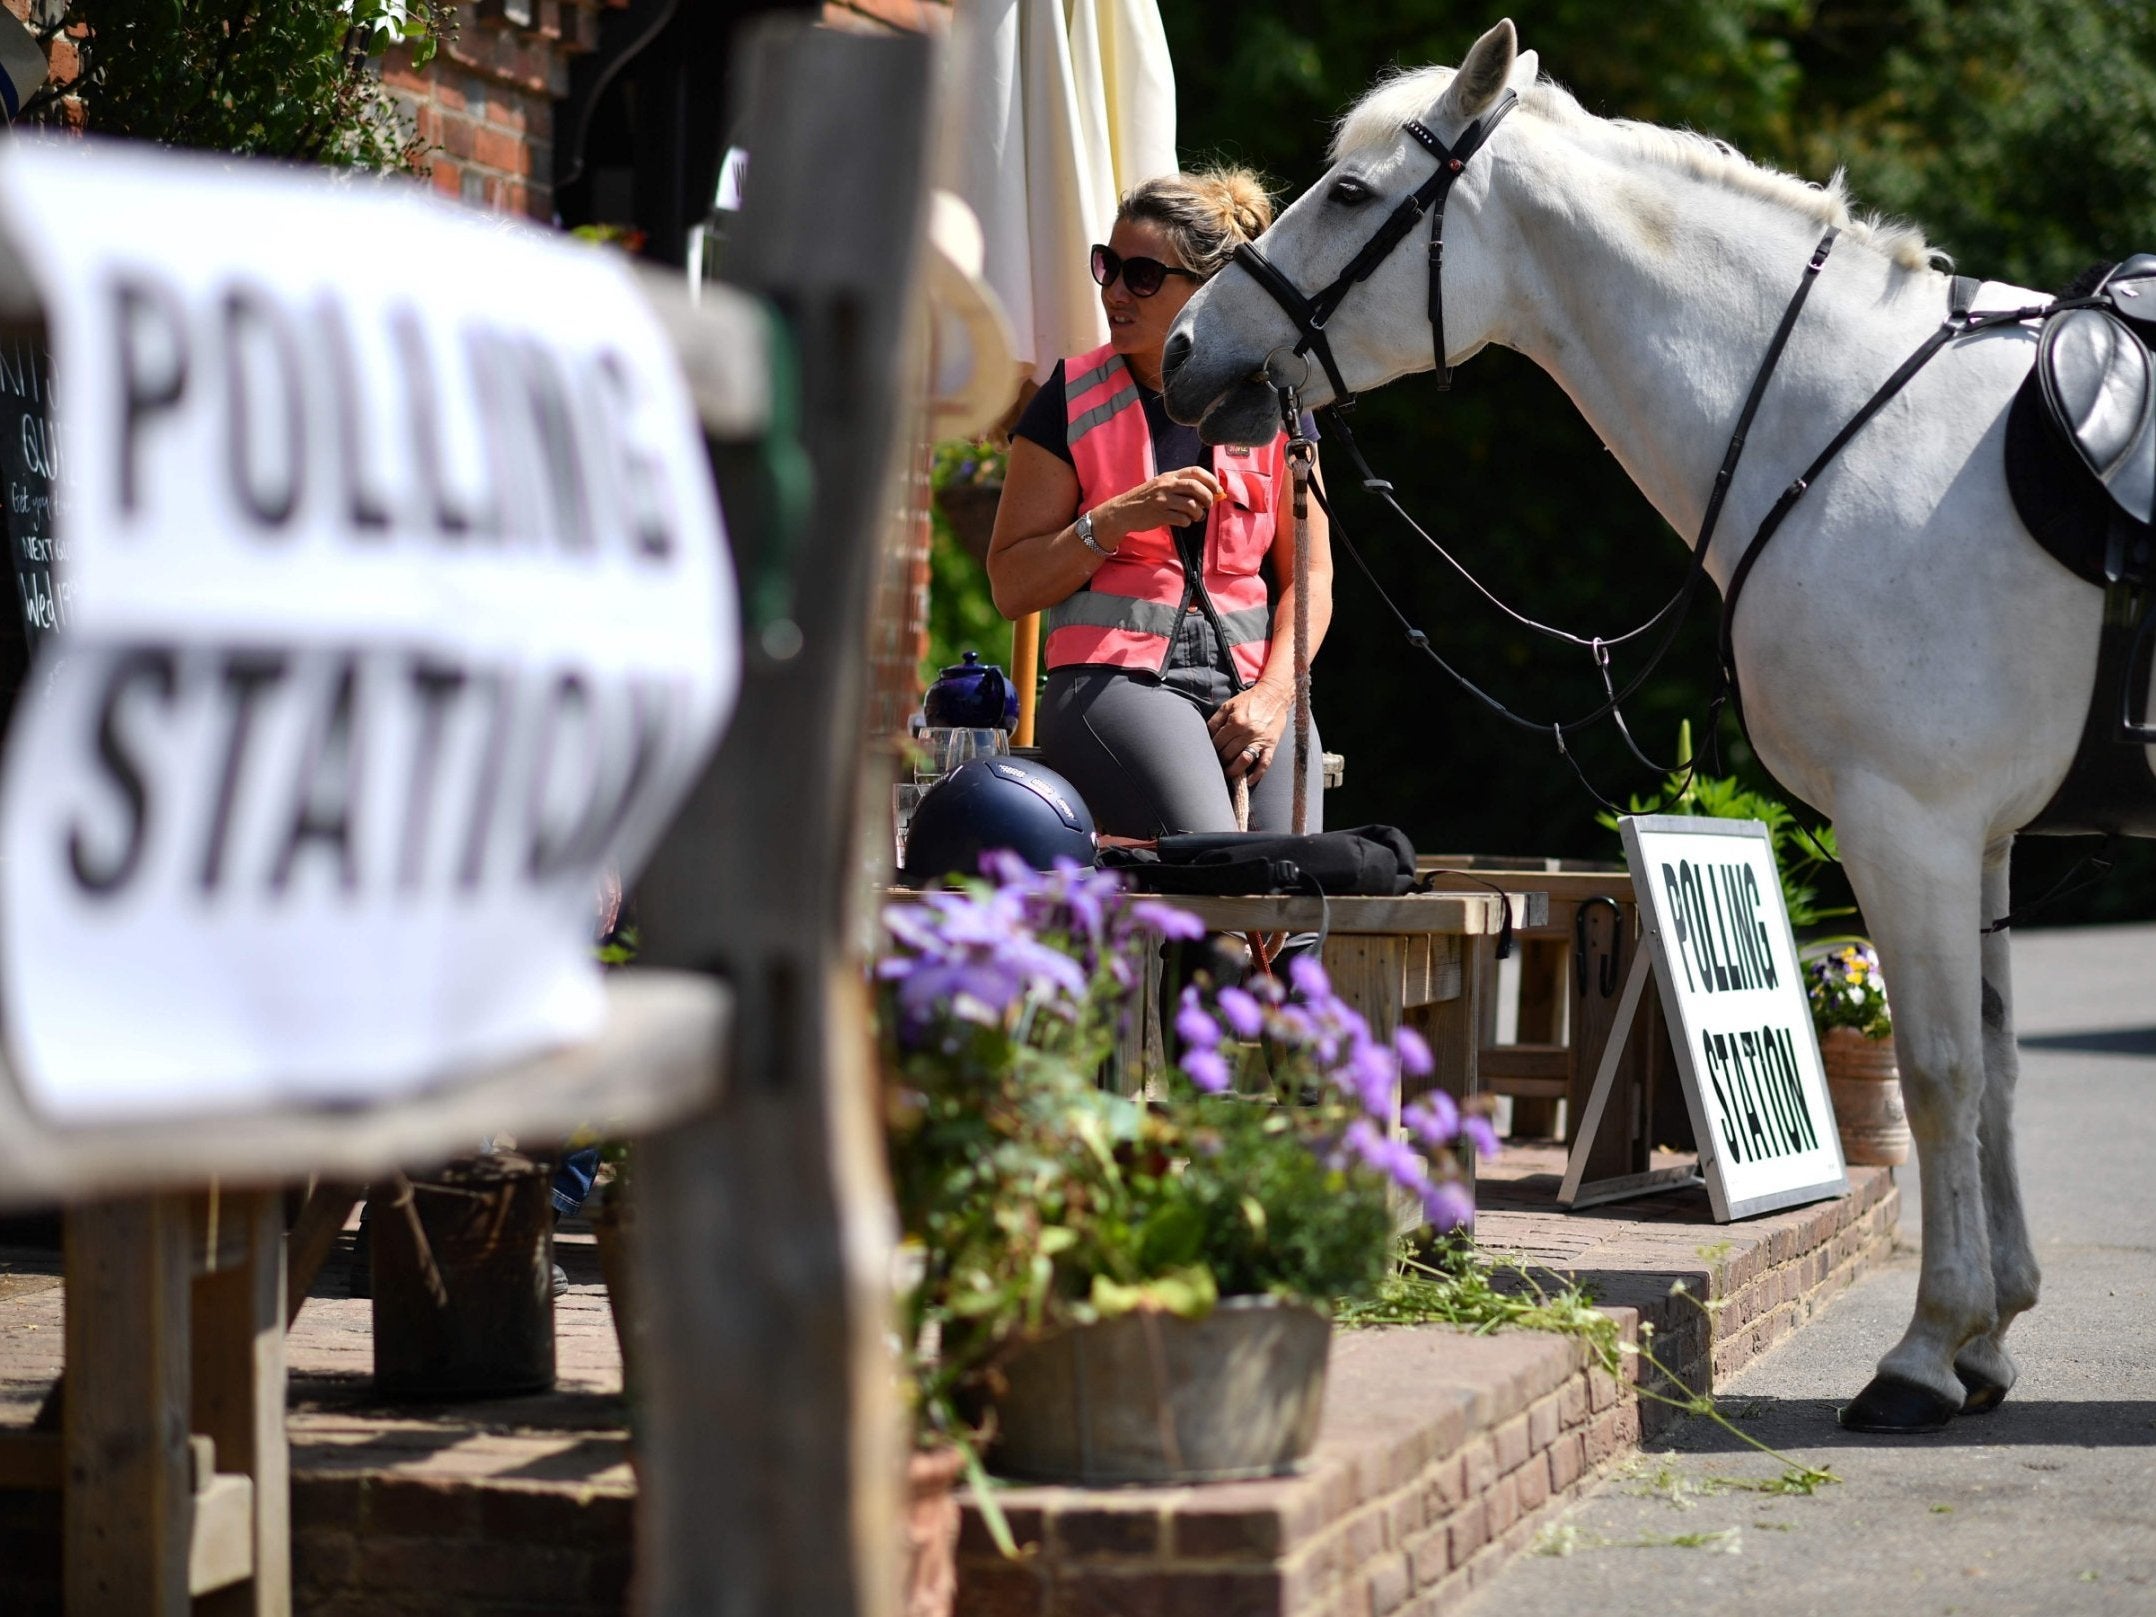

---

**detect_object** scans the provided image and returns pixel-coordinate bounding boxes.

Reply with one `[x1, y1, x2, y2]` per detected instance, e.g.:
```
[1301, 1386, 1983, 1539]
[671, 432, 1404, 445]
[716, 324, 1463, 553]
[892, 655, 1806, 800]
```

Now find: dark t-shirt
[1013, 359, 1210, 474]
[1015, 358, 1316, 468]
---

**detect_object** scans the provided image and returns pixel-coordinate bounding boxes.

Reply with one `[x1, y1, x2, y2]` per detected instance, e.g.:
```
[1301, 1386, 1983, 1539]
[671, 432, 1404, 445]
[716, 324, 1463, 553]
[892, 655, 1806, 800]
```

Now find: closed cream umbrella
[941, 0, 1177, 740]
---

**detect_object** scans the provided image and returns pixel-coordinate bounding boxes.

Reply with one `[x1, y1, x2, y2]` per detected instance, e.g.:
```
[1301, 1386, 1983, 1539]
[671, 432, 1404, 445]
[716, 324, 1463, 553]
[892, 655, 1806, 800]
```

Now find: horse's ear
[1509, 48, 1539, 95]
[1443, 19, 1517, 121]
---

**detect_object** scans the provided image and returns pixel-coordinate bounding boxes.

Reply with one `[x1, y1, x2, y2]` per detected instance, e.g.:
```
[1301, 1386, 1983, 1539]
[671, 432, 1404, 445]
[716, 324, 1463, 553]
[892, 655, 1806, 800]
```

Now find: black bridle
[1233, 90, 1521, 403]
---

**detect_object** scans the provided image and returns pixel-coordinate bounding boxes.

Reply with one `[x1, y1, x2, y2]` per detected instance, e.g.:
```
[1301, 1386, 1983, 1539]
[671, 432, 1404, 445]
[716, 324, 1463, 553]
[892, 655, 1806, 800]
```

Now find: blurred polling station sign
[0, 141, 740, 1128]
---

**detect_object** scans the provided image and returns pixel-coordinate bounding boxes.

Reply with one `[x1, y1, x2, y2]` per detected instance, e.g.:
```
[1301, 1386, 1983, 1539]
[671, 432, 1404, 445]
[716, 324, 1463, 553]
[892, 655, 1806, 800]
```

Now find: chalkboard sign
[0, 333, 60, 715]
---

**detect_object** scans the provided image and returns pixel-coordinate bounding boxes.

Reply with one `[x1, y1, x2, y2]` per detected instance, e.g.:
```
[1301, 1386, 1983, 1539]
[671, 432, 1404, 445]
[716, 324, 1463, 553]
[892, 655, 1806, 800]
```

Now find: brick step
[953, 1160, 1900, 1617]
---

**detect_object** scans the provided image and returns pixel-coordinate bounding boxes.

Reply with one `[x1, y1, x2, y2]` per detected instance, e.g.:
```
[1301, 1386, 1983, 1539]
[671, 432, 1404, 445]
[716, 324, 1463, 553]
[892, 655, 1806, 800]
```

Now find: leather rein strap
[1295, 226, 1852, 756]
[1234, 91, 1521, 405]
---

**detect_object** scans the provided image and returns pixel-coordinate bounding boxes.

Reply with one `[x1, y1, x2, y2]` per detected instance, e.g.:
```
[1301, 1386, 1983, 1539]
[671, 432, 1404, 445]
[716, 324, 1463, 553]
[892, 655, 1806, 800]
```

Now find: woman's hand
[1094, 467, 1224, 548]
[1208, 677, 1293, 784]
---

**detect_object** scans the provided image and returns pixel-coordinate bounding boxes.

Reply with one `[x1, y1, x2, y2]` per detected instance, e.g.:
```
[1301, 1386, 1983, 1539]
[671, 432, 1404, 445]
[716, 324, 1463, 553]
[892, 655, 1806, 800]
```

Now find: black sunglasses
[1090, 244, 1200, 298]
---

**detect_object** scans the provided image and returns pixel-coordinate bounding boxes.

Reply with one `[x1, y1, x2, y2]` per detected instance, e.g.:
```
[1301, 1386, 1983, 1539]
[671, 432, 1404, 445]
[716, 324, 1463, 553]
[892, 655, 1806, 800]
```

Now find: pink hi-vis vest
[1044, 343, 1286, 685]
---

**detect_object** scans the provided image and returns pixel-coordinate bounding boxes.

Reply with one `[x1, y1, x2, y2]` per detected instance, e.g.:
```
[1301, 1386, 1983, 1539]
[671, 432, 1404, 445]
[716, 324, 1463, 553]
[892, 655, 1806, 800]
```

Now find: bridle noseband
[1233, 89, 1520, 403]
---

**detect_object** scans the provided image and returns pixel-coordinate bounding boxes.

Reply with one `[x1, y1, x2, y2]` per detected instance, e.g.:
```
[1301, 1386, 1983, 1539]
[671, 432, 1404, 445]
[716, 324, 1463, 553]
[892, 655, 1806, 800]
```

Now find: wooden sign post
[1562, 816, 1848, 1220]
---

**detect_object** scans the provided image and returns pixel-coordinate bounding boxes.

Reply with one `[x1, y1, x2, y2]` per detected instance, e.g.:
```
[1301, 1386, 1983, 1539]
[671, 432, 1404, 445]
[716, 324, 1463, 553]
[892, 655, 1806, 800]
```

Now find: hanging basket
[1819, 1026, 1911, 1166]
[934, 481, 1003, 566]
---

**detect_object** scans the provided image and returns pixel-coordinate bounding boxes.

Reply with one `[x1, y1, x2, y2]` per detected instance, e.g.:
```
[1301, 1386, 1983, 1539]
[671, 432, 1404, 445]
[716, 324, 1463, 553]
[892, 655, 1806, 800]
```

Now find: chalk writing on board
[0, 338, 68, 655]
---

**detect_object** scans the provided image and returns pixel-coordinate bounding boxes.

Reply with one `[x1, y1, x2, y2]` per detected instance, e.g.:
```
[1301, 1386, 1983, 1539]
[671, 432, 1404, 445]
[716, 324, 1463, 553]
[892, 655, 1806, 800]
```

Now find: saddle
[2005, 254, 2156, 836]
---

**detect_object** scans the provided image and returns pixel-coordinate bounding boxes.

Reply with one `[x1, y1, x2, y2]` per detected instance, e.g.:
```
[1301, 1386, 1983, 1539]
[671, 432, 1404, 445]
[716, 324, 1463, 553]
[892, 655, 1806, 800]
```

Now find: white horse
[1163, 18, 2124, 1432]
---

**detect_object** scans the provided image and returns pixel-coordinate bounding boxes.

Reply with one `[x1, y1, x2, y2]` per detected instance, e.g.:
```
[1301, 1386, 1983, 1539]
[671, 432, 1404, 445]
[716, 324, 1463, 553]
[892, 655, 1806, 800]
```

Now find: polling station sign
[0, 141, 739, 1124]
[1620, 816, 1847, 1220]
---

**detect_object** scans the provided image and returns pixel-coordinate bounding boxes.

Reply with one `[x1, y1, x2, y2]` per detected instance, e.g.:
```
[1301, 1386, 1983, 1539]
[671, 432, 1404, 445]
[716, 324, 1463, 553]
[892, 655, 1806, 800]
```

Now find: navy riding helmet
[901, 757, 1097, 882]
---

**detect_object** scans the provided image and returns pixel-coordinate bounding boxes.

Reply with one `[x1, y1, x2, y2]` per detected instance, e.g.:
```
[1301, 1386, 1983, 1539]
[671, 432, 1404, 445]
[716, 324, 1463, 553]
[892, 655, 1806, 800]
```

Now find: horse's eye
[1328, 176, 1374, 207]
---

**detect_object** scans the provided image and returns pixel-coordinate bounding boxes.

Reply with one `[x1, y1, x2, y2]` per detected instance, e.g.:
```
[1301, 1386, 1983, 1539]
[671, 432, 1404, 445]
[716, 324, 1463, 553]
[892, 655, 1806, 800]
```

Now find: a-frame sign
[1562, 816, 1847, 1221]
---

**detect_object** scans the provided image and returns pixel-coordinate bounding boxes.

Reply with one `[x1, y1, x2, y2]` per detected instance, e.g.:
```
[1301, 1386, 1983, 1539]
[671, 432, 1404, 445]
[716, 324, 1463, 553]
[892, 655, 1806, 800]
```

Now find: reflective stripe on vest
[1044, 341, 1285, 685]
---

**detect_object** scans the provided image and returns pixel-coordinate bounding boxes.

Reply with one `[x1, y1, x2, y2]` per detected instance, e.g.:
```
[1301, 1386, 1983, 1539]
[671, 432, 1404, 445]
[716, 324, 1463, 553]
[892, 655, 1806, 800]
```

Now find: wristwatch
[1076, 510, 1114, 558]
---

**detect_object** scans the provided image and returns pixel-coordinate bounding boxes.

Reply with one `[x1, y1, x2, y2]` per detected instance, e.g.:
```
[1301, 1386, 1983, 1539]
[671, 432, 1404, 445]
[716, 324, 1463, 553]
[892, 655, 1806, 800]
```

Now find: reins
[1256, 225, 1853, 806]
[1227, 90, 2135, 928]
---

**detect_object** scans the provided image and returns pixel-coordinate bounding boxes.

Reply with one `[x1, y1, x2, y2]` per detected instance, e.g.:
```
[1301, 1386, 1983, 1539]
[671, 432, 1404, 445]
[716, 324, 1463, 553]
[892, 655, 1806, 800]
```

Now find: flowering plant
[1803, 937, 1892, 1042]
[881, 856, 1488, 1444]
[930, 434, 1009, 490]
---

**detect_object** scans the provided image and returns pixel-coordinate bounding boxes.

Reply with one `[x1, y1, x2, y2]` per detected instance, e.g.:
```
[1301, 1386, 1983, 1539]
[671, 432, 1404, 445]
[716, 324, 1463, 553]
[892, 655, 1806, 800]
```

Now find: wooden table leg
[1509, 935, 1567, 1137]
[64, 1196, 193, 1616]
[192, 1188, 289, 1614]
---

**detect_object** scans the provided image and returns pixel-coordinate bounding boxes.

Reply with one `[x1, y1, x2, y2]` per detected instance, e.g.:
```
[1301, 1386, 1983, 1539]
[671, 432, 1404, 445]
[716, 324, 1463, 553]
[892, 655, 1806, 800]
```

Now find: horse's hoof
[1955, 1364, 2010, 1414]
[1837, 1374, 1959, 1434]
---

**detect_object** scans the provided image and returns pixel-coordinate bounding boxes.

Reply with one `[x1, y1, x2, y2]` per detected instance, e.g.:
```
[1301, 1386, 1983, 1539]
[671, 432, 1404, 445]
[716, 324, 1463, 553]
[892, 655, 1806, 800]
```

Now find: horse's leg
[1949, 838, 2039, 1412]
[1834, 801, 1994, 1433]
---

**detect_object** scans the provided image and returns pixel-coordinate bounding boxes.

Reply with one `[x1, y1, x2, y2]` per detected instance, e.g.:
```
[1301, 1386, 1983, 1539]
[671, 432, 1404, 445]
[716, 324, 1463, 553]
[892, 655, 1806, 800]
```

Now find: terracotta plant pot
[902, 1445, 965, 1617]
[1820, 1026, 1911, 1166]
[987, 1296, 1331, 1484]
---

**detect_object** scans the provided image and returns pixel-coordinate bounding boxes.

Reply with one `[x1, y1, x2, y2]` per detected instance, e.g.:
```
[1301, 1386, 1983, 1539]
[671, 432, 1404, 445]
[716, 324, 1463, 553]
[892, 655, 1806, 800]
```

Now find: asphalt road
[1465, 923, 2156, 1617]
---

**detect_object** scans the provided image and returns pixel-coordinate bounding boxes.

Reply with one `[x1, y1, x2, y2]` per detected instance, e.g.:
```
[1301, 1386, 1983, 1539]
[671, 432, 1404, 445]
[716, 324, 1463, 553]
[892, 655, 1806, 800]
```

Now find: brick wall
[3, 0, 83, 131]
[954, 1165, 1901, 1617]
[382, 0, 627, 221]
[953, 1319, 1648, 1617]
[293, 1472, 634, 1617]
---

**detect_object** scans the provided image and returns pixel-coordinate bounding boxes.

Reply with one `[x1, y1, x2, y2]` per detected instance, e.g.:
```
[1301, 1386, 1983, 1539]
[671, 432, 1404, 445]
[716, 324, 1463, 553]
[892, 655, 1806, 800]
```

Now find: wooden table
[1416, 858, 1689, 1184]
[1138, 890, 1546, 1155]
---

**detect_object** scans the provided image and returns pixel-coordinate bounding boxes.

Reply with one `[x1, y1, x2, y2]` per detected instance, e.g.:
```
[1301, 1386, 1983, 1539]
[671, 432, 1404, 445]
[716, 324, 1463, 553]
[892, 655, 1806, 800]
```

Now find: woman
[988, 169, 1333, 838]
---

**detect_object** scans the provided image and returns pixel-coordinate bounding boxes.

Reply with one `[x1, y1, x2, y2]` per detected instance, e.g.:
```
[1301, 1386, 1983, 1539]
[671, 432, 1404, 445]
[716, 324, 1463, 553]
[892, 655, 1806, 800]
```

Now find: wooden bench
[1415, 858, 1689, 1177]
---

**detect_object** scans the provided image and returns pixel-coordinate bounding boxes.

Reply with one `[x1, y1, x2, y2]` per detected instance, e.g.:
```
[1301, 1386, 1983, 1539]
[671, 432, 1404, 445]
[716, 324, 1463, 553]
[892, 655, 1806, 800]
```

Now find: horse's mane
[1332, 66, 1936, 273]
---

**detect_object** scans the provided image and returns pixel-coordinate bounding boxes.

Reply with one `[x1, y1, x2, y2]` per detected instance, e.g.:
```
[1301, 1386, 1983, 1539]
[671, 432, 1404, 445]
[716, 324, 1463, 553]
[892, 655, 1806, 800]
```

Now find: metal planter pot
[989, 1296, 1331, 1485]
[372, 1153, 556, 1398]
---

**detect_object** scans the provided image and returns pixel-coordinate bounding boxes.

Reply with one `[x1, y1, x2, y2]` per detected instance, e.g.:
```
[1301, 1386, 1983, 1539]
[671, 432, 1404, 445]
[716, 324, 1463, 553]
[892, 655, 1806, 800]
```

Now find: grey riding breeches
[1038, 638, 1324, 840]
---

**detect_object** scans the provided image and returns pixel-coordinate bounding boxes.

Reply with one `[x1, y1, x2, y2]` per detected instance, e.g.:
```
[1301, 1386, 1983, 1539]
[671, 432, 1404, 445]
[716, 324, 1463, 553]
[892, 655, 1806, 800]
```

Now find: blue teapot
[924, 650, 1018, 731]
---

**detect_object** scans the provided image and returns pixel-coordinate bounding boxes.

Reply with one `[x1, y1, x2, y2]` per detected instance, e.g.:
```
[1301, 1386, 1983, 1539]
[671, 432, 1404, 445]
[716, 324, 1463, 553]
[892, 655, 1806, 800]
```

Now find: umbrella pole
[1013, 609, 1040, 746]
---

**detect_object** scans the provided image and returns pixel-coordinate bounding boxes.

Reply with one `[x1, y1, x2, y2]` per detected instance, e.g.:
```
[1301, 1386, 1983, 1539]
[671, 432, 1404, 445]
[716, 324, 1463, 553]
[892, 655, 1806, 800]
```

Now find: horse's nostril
[1162, 329, 1193, 375]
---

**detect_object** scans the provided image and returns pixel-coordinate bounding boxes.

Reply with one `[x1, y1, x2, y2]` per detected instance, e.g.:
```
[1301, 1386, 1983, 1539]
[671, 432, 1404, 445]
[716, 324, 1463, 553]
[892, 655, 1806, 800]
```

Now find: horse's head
[1162, 20, 1537, 443]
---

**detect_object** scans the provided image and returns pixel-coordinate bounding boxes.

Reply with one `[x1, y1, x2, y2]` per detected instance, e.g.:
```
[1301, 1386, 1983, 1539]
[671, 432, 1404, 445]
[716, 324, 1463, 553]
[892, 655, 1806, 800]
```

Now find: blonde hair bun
[1120, 167, 1277, 279]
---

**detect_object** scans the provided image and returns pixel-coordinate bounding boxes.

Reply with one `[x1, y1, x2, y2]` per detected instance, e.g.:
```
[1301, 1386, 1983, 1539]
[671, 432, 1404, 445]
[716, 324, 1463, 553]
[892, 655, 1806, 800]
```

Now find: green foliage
[57, 0, 454, 172]
[1161, 0, 2156, 924]
[1597, 728, 1851, 928]
[1335, 1236, 1624, 1371]
[882, 866, 1447, 1449]
[1820, 0, 2156, 291]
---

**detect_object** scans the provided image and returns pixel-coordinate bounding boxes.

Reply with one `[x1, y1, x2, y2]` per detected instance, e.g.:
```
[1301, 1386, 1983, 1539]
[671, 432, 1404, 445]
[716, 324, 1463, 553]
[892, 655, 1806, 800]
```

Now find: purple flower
[1462, 1115, 1501, 1161]
[1394, 1026, 1433, 1078]
[895, 958, 1023, 1030]
[1176, 994, 1222, 1051]
[1339, 1119, 1431, 1200]
[1288, 955, 1332, 1000]
[1422, 1179, 1475, 1232]
[979, 848, 1033, 888]
[1183, 1047, 1231, 1094]
[1247, 972, 1286, 1005]
[1216, 985, 1264, 1039]
[1404, 1092, 1459, 1147]
[1343, 1038, 1397, 1118]
[1130, 900, 1205, 941]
